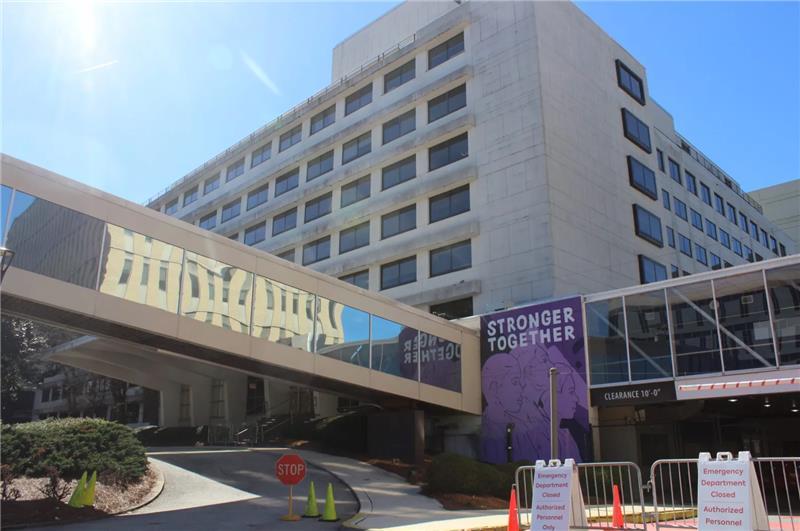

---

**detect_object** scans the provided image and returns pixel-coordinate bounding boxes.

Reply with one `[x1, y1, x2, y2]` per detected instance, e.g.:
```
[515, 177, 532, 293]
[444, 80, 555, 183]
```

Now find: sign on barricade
[530, 459, 588, 531]
[697, 451, 768, 531]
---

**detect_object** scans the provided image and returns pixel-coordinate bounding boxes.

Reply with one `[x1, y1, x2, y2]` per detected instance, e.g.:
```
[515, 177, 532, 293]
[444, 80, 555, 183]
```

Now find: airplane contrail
[75, 60, 119, 74]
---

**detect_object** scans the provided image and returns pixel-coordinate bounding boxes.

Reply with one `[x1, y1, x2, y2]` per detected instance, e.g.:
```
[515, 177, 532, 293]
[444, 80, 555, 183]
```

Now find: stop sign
[275, 454, 306, 486]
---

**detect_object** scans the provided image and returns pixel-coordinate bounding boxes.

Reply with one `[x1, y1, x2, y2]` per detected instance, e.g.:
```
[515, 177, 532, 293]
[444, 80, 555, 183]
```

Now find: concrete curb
[112, 459, 165, 515]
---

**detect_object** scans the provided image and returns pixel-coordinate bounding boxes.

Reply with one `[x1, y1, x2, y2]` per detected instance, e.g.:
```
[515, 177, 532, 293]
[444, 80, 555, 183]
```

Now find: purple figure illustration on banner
[479, 296, 590, 463]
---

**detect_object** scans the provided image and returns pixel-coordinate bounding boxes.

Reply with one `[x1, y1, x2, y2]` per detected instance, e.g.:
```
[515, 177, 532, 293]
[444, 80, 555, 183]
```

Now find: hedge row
[1, 418, 147, 484]
[426, 453, 532, 499]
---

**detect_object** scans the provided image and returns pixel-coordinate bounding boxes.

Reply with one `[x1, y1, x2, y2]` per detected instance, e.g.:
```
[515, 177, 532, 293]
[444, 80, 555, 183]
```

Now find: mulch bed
[434, 492, 508, 510]
[1, 463, 159, 528]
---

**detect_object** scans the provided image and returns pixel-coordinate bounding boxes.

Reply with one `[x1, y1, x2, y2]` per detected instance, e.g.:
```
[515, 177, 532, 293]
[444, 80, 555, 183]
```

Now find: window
[199, 211, 217, 230]
[621, 108, 651, 152]
[430, 240, 472, 277]
[340, 270, 369, 289]
[428, 32, 464, 69]
[430, 297, 473, 320]
[720, 229, 731, 248]
[428, 84, 466, 123]
[383, 110, 416, 144]
[382, 155, 416, 190]
[710, 253, 722, 270]
[750, 220, 759, 239]
[272, 208, 297, 236]
[341, 176, 370, 207]
[714, 193, 724, 215]
[304, 192, 332, 223]
[384, 59, 415, 93]
[430, 185, 470, 223]
[279, 125, 302, 152]
[276, 249, 295, 262]
[668, 158, 681, 184]
[244, 223, 266, 246]
[779, 243, 787, 256]
[381, 256, 416, 289]
[691, 209, 703, 230]
[633, 204, 663, 246]
[770, 236, 778, 254]
[275, 169, 299, 197]
[429, 132, 468, 170]
[662, 189, 671, 210]
[615, 60, 645, 104]
[733, 238, 743, 256]
[307, 150, 334, 181]
[726, 203, 737, 224]
[165, 198, 178, 215]
[760, 228, 769, 247]
[251, 143, 271, 167]
[739, 212, 748, 232]
[204, 175, 220, 194]
[638, 255, 667, 284]
[679, 233, 692, 257]
[345, 83, 372, 115]
[666, 226, 675, 247]
[382, 204, 416, 239]
[705, 219, 717, 240]
[310, 105, 335, 135]
[228, 232, 238, 240]
[342, 132, 371, 164]
[183, 187, 198, 207]
[627, 156, 657, 199]
[339, 222, 370, 254]
[700, 182, 712, 206]
[671, 264, 680, 279]
[656, 149, 665, 172]
[247, 184, 269, 210]
[226, 159, 244, 182]
[695, 244, 707, 265]
[221, 199, 241, 223]
[675, 198, 688, 221]
[685, 172, 697, 195]
[744, 245, 754, 262]
[302, 236, 330, 265]
[755, 252, 763, 262]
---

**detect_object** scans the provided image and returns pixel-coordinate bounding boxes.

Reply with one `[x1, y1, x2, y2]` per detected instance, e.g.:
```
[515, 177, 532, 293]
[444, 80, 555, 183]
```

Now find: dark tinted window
[720, 229, 731, 248]
[638, 255, 667, 284]
[303, 236, 330, 265]
[679, 234, 692, 257]
[342, 132, 371, 164]
[727, 203, 737, 224]
[304, 192, 332, 223]
[226, 159, 244, 182]
[244, 223, 266, 246]
[340, 270, 369, 289]
[430, 297, 473, 320]
[662, 189, 671, 210]
[685, 172, 697, 195]
[310, 105, 335, 135]
[616, 60, 645, 104]
[345, 84, 372, 115]
[429, 132, 468, 170]
[381, 256, 416, 289]
[381, 204, 416, 239]
[272, 208, 297, 236]
[675, 198, 688, 220]
[621, 108, 651, 153]
[276, 249, 295, 262]
[695, 244, 707, 265]
[706, 219, 717, 240]
[221, 199, 241, 223]
[429, 185, 470, 223]
[339, 222, 370, 254]
[251, 143, 271, 167]
[204, 175, 220, 194]
[383, 110, 416, 144]
[199, 211, 217, 230]
[656, 149, 665, 172]
[275, 169, 299, 197]
[183, 186, 198, 206]
[739, 212, 748, 232]
[382, 155, 416, 190]
[668, 158, 681, 184]
[279, 125, 302, 152]
[384, 60, 415, 93]
[428, 84, 466, 123]
[165, 198, 178, 215]
[633, 204, 663, 246]
[700, 182, 712, 206]
[428, 32, 464, 69]
[691, 209, 703, 230]
[627, 156, 657, 199]
[430, 240, 471, 277]
[711, 253, 722, 270]
[714, 193, 724, 215]
[341, 176, 371, 207]
[247, 184, 269, 210]
[666, 226, 675, 247]
[307, 150, 334, 181]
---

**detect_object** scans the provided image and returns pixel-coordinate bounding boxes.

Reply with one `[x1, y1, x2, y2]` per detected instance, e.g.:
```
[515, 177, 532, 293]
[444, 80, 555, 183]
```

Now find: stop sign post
[276, 454, 307, 521]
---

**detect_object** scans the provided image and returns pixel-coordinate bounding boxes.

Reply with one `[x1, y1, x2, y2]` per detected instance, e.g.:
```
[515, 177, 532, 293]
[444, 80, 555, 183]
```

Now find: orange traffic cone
[508, 486, 520, 531]
[612, 484, 624, 527]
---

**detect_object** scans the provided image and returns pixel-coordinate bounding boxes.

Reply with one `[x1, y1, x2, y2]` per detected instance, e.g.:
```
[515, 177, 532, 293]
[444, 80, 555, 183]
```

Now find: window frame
[244, 223, 266, 246]
[615, 59, 645, 105]
[310, 105, 335, 135]
[341, 176, 371, 208]
[429, 132, 468, 171]
[621, 108, 652, 153]
[428, 32, 464, 70]
[304, 192, 332, 223]
[345, 83, 373, 116]
[429, 184, 470, 224]
[275, 169, 299, 197]
[247, 184, 269, 210]
[342, 132, 372, 164]
[384, 59, 415, 93]
[381, 204, 416, 239]
[306, 150, 334, 181]
[221, 199, 241, 223]
[428, 83, 467, 123]
[251, 143, 272, 167]
[381, 155, 416, 190]
[339, 221, 370, 254]
[272, 208, 297, 236]
[302, 236, 331, 265]
[382, 110, 416, 145]
[430, 240, 472, 278]
[279, 125, 302, 152]
[627, 156, 657, 200]
[632, 204, 663, 247]
[380, 256, 417, 290]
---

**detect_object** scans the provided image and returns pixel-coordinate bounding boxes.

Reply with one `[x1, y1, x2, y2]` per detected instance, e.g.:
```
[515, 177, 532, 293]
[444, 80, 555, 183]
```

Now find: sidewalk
[252, 448, 507, 531]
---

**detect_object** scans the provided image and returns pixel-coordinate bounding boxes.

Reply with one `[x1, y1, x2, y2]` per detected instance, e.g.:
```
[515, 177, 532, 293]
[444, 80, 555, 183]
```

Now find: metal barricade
[516, 461, 646, 530]
[650, 456, 800, 531]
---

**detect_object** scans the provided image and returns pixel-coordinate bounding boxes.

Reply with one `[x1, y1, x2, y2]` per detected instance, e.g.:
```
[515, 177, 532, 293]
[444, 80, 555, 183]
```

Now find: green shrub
[427, 454, 534, 499]
[1, 418, 147, 484]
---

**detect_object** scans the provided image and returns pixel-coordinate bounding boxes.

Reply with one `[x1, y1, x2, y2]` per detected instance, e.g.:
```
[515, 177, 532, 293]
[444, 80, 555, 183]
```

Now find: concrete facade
[147, 1, 796, 325]
[750, 179, 800, 249]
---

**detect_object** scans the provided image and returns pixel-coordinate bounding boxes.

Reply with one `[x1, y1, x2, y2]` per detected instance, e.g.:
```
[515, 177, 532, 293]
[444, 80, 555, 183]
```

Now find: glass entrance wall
[587, 260, 800, 387]
[2, 185, 462, 393]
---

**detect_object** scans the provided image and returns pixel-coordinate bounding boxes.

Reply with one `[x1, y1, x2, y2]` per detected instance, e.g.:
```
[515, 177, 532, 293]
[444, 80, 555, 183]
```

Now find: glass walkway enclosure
[0, 155, 480, 414]
[585, 253, 800, 397]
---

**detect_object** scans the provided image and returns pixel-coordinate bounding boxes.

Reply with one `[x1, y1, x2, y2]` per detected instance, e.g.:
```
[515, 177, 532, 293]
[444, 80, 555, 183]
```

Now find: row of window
[197, 132, 469, 237]
[160, 33, 466, 214]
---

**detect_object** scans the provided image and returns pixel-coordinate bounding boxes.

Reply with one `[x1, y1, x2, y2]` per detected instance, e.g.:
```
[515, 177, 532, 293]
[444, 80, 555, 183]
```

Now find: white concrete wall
[750, 179, 800, 248]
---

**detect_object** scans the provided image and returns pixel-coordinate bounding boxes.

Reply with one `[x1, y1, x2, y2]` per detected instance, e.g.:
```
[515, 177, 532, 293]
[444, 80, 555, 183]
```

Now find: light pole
[549, 367, 558, 460]
[0, 247, 14, 283]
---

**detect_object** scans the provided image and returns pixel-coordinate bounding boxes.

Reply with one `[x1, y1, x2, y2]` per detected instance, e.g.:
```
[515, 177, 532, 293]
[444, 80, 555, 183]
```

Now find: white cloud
[240, 51, 281, 96]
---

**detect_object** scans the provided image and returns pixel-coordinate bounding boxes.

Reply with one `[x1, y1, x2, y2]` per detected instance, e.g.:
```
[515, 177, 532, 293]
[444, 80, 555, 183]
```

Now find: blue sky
[3, 1, 798, 204]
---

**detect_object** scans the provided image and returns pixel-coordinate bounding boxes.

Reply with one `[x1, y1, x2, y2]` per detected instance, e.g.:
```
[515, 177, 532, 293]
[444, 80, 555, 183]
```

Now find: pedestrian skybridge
[0, 155, 480, 415]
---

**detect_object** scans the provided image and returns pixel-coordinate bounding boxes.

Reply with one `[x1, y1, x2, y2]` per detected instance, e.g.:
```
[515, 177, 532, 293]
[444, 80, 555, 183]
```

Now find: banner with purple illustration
[399, 328, 462, 392]
[479, 296, 590, 463]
